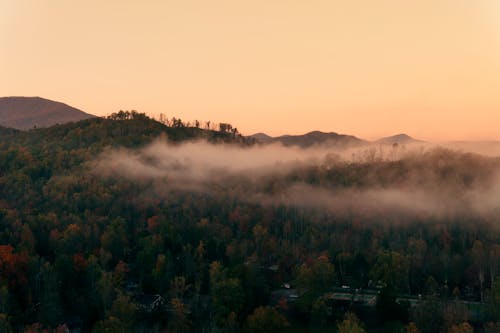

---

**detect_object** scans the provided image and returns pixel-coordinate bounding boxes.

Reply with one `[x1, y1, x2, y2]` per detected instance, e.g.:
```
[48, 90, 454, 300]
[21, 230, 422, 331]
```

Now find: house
[134, 294, 166, 313]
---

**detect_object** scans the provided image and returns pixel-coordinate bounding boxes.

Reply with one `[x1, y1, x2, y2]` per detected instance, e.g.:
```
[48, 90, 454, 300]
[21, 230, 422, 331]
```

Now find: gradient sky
[2, 0, 500, 140]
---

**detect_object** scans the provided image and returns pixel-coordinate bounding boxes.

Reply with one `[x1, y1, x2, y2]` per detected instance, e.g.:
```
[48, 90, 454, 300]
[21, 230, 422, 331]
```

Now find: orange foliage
[0, 245, 29, 289]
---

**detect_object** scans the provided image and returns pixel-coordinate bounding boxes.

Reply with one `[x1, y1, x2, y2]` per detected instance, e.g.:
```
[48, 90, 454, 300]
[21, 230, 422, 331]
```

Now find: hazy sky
[2, 0, 500, 140]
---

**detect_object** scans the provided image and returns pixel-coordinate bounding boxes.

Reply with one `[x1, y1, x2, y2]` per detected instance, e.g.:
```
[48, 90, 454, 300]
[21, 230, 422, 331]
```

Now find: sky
[1, 0, 500, 140]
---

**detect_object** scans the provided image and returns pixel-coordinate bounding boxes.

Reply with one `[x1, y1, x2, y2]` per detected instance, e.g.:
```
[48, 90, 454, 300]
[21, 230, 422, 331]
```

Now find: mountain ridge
[0, 96, 96, 130]
[248, 131, 423, 148]
[249, 130, 367, 148]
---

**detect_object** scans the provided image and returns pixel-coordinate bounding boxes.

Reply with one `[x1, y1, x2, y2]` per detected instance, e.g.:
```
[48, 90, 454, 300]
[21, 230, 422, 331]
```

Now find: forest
[0, 112, 498, 333]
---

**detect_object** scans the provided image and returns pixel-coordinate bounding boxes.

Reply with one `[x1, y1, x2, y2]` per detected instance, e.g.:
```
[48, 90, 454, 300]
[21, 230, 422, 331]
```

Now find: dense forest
[0, 112, 498, 333]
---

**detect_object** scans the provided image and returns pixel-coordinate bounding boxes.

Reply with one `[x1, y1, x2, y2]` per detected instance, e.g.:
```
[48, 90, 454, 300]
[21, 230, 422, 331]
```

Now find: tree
[219, 123, 233, 133]
[97, 271, 116, 315]
[20, 224, 36, 253]
[0, 313, 13, 333]
[406, 322, 420, 333]
[37, 262, 63, 327]
[369, 251, 409, 293]
[168, 298, 191, 333]
[447, 322, 473, 333]
[296, 255, 335, 293]
[246, 306, 288, 333]
[170, 276, 190, 299]
[92, 317, 131, 333]
[410, 300, 442, 333]
[209, 262, 245, 324]
[490, 275, 500, 321]
[152, 253, 173, 294]
[442, 302, 469, 331]
[212, 277, 244, 324]
[424, 276, 439, 298]
[311, 296, 331, 327]
[472, 240, 486, 302]
[337, 312, 366, 333]
[109, 293, 137, 328]
[100, 218, 128, 262]
[0, 285, 9, 313]
[488, 244, 499, 290]
[483, 322, 500, 333]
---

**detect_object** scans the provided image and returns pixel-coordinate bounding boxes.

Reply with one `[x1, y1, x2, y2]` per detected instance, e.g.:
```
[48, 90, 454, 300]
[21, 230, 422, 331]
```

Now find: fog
[92, 139, 500, 222]
[93, 140, 336, 184]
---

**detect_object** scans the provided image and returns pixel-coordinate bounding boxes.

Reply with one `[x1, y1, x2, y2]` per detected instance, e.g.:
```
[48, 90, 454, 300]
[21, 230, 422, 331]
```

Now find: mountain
[376, 133, 422, 145]
[257, 130, 366, 148]
[249, 132, 273, 142]
[0, 96, 96, 130]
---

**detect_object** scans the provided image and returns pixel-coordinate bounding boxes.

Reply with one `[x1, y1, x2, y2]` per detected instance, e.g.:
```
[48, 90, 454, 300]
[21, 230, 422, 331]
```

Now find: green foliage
[91, 317, 132, 333]
[109, 293, 137, 327]
[310, 295, 331, 326]
[483, 322, 500, 333]
[410, 300, 442, 333]
[212, 277, 245, 324]
[491, 276, 500, 321]
[369, 251, 410, 293]
[37, 263, 63, 327]
[209, 261, 245, 326]
[0, 313, 13, 333]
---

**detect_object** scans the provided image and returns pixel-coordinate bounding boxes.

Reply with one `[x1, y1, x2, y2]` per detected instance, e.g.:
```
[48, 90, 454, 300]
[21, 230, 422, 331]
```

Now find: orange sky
[2, 0, 500, 140]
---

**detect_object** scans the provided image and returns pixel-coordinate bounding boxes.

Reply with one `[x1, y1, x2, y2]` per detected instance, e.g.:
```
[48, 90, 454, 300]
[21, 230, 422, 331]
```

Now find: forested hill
[0, 111, 250, 152]
[0, 125, 20, 137]
[0, 111, 499, 333]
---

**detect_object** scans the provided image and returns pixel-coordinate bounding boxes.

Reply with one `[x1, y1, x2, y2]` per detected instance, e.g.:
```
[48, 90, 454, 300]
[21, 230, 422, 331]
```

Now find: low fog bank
[441, 141, 500, 157]
[92, 139, 500, 222]
[256, 182, 500, 221]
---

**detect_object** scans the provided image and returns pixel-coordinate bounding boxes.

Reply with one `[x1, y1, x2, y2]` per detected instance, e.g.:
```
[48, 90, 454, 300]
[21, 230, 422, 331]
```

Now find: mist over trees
[0, 113, 498, 332]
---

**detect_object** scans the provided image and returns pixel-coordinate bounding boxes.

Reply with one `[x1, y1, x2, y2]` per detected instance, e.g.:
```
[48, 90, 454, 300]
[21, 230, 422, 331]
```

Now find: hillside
[0, 96, 96, 130]
[0, 124, 20, 136]
[0, 112, 251, 154]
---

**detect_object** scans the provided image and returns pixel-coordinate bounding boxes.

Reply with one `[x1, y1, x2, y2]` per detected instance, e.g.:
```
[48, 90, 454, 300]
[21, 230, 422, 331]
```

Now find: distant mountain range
[0, 96, 95, 130]
[1, 96, 425, 147]
[250, 131, 422, 148]
[249, 131, 368, 148]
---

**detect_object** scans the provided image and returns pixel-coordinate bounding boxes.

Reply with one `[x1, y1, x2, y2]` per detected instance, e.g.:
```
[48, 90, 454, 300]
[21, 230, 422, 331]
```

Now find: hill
[375, 133, 422, 145]
[249, 132, 273, 142]
[0, 96, 96, 130]
[0, 111, 251, 153]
